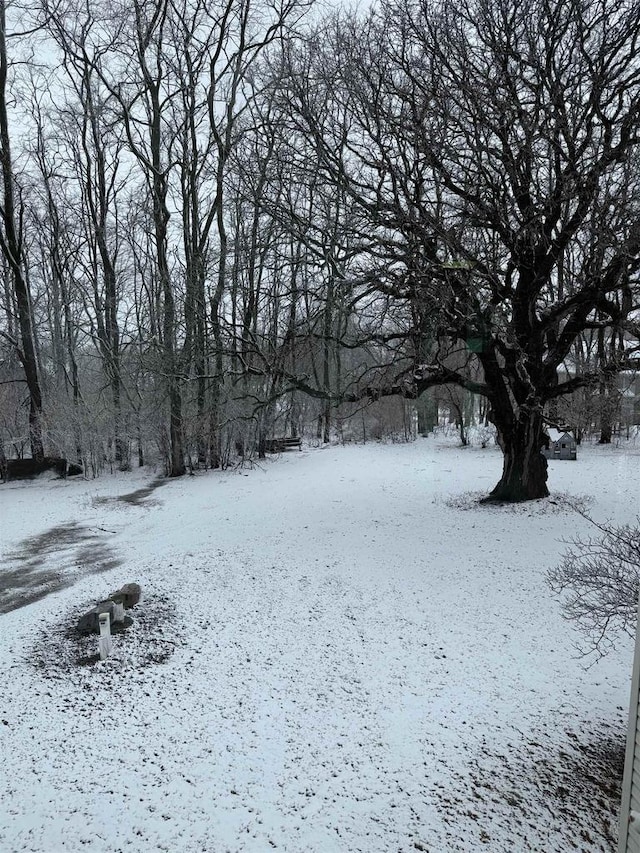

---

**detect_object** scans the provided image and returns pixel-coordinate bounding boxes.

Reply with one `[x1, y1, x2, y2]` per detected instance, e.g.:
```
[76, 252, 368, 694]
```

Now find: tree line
[1, 0, 639, 499]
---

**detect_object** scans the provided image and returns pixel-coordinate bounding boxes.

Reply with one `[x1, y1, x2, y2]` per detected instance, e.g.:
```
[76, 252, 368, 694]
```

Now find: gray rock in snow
[111, 583, 141, 609]
[77, 600, 115, 634]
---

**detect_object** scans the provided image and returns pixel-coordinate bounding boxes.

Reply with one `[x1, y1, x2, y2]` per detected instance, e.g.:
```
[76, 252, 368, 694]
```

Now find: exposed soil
[0, 522, 122, 614]
[431, 718, 625, 851]
[92, 476, 168, 508]
[30, 592, 180, 675]
[0, 477, 167, 614]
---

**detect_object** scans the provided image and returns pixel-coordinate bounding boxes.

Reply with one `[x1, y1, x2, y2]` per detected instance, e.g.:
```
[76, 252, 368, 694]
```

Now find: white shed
[542, 428, 577, 460]
[619, 600, 640, 852]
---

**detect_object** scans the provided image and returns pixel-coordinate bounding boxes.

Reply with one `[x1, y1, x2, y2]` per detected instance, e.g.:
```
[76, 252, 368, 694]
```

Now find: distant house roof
[547, 428, 574, 443]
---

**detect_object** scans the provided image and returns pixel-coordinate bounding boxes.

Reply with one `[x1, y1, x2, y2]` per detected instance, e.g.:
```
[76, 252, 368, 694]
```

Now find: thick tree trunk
[598, 413, 613, 444]
[451, 399, 467, 446]
[208, 395, 221, 470]
[157, 196, 184, 477]
[196, 352, 207, 467]
[597, 327, 614, 444]
[289, 394, 300, 439]
[0, 2, 45, 462]
[458, 417, 467, 447]
[322, 402, 331, 444]
[487, 406, 549, 502]
[137, 418, 144, 467]
[597, 373, 616, 444]
[167, 382, 184, 477]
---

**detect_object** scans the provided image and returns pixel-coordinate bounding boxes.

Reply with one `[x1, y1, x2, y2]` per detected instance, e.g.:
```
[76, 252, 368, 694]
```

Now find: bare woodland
[1, 0, 639, 500]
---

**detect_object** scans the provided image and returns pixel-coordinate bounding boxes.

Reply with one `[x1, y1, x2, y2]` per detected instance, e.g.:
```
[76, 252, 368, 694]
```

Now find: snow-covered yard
[0, 437, 637, 852]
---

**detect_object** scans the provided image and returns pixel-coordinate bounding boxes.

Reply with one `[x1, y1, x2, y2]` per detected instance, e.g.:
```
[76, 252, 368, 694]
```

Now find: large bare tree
[275, 0, 640, 500]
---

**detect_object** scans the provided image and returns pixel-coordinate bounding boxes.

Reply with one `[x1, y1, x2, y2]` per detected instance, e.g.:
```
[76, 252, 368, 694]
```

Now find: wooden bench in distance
[264, 437, 302, 453]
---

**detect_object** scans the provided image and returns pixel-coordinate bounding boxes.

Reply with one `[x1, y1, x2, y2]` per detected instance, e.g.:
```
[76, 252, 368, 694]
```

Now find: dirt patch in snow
[444, 491, 594, 515]
[0, 522, 122, 614]
[28, 592, 181, 678]
[92, 476, 169, 509]
[431, 719, 624, 851]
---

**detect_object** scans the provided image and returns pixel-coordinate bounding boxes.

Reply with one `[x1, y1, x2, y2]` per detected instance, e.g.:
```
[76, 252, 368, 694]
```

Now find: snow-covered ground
[0, 437, 637, 852]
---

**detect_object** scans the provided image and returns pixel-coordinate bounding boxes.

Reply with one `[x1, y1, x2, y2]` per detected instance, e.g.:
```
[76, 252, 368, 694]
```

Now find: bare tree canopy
[0, 0, 638, 495]
[548, 512, 640, 657]
[269, 0, 640, 499]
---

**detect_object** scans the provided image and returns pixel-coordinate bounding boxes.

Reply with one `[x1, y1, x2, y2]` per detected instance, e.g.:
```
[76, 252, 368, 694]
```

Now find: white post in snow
[112, 600, 125, 624]
[98, 612, 112, 660]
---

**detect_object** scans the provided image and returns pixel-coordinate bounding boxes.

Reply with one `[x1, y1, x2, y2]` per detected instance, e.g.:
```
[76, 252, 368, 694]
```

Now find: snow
[0, 437, 638, 852]
[547, 428, 572, 443]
